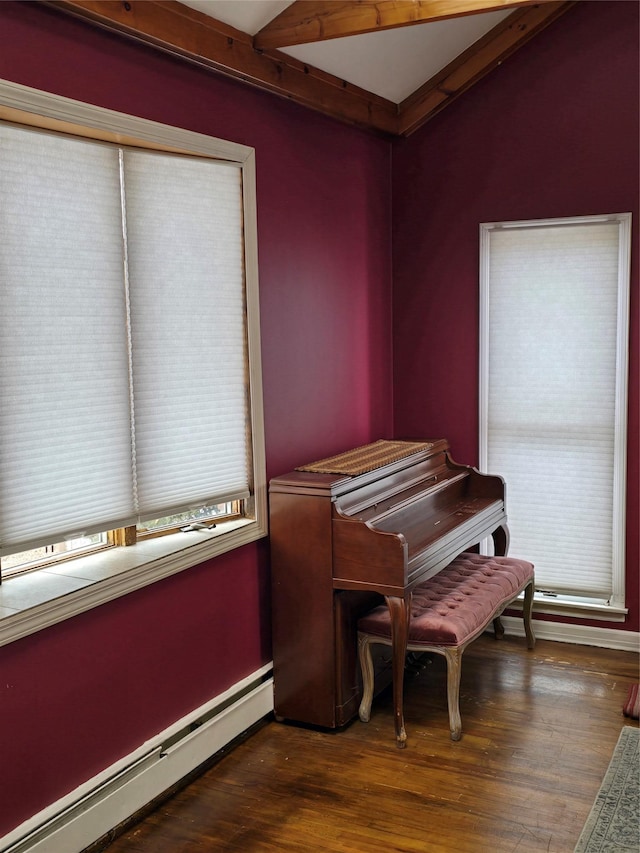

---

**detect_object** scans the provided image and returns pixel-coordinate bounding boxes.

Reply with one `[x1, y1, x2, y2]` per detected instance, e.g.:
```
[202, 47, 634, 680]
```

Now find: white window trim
[0, 80, 267, 647]
[479, 213, 631, 618]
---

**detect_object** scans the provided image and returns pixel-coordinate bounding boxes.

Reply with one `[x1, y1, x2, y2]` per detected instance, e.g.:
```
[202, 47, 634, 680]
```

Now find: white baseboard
[0, 664, 274, 853]
[500, 616, 640, 652]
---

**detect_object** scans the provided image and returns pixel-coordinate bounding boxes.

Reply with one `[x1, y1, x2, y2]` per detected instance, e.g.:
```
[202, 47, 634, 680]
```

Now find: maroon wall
[391, 1, 639, 632]
[0, 0, 637, 839]
[0, 2, 393, 835]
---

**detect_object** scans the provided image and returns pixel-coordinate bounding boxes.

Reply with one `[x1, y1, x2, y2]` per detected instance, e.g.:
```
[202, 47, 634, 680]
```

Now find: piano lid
[270, 439, 450, 499]
[295, 439, 435, 477]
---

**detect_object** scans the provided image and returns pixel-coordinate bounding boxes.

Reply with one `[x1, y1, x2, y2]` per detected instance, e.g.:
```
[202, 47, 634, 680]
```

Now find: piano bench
[357, 552, 535, 744]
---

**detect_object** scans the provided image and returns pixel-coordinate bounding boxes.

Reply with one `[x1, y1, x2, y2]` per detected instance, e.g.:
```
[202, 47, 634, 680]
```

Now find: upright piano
[269, 439, 508, 730]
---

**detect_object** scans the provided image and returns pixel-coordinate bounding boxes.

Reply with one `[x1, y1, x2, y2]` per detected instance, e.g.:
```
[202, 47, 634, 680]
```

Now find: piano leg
[384, 593, 412, 749]
[491, 523, 510, 557]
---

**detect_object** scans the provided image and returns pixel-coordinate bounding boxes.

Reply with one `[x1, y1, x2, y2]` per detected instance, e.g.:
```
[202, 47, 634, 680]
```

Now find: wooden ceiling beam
[44, 0, 575, 138]
[255, 0, 552, 50]
[45, 0, 399, 135]
[397, 0, 575, 135]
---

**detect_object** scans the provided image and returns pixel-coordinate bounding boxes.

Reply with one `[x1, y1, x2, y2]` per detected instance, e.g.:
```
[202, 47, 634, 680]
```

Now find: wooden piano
[269, 439, 508, 737]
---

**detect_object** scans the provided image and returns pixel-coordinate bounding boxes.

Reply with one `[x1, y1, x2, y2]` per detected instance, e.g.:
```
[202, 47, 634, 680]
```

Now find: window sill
[0, 517, 266, 648]
[509, 591, 628, 622]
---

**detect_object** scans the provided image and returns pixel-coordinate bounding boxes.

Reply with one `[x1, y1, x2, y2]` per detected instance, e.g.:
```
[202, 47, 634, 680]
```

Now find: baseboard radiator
[1, 664, 274, 853]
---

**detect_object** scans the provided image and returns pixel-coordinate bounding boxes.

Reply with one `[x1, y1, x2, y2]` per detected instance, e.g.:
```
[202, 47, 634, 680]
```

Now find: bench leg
[357, 633, 375, 723]
[523, 580, 536, 649]
[443, 647, 463, 741]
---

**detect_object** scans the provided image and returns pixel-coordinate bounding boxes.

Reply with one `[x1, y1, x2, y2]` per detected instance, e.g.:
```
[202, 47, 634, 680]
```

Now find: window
[0, 80, 266, 641]
[479, 214, 631, 617]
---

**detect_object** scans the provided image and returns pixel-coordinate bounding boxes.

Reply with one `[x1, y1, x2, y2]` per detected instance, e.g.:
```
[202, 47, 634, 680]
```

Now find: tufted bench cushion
[359, 552, 535, 647]
[357, 552, 535, 744]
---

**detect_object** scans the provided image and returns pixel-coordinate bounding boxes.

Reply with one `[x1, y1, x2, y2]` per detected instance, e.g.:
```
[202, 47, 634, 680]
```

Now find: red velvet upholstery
[358, 552, 535, 646]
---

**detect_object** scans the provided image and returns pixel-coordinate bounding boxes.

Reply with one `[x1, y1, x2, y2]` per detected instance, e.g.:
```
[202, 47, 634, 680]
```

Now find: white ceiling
[180, 1, 513, 103]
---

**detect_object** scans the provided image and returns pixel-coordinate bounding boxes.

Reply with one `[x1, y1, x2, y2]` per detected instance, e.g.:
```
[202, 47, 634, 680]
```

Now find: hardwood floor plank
[94, 637, 639, 853]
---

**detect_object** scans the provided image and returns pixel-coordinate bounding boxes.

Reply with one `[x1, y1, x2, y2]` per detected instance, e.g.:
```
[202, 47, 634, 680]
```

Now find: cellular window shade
[0, 126, 135, 554]
[484, 222, 624, 597]
[0, 126, 251, 556]
[123, 151, 250, 518]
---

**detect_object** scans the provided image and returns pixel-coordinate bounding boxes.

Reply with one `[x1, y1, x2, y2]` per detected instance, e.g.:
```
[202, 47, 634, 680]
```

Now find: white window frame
[479, 213, 631, 620]
[0, 80, 267, 647]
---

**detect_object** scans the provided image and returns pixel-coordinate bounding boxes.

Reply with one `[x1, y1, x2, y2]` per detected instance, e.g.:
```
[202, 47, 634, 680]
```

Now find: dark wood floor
[99, 636, 638, 852]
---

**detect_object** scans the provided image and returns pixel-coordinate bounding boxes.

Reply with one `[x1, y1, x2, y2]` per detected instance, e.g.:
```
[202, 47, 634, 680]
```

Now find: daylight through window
[0, 114, 262, 577]
[479, 214, 631, 612]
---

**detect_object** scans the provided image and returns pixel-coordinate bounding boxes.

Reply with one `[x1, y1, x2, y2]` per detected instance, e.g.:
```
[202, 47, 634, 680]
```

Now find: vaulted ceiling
[47, 0, 576, 135]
